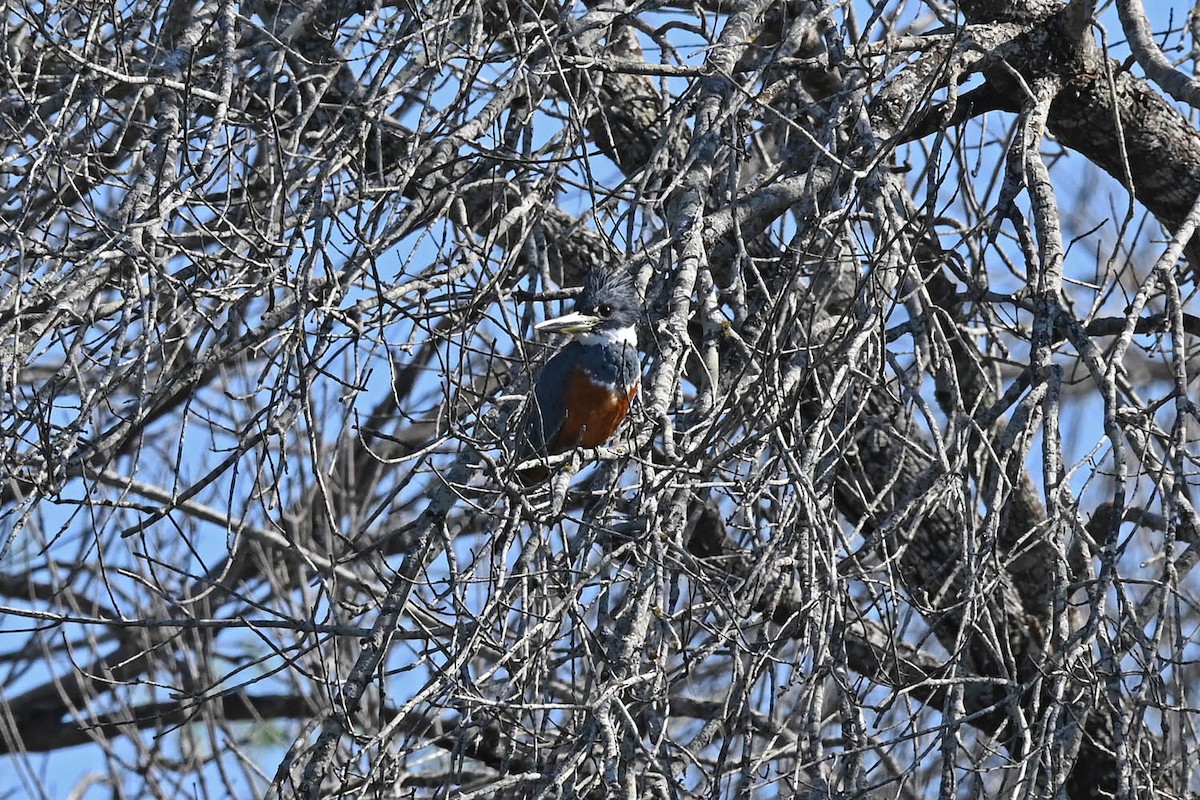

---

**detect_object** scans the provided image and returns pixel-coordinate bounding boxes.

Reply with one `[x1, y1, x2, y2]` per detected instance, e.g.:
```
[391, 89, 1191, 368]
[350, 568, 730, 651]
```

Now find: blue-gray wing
[522, 348, 573, 457]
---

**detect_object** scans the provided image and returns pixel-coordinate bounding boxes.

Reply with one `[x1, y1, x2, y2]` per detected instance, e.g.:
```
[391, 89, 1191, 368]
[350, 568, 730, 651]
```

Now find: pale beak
[535, 311, 601, 334]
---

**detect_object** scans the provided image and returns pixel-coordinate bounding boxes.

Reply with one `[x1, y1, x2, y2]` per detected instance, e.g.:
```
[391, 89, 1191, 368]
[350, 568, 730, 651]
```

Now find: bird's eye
[597, 304, 613, 317]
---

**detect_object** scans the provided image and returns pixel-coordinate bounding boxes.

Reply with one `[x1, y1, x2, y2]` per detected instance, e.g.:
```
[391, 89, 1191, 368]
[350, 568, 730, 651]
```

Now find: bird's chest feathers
[558, 367, 637, 448]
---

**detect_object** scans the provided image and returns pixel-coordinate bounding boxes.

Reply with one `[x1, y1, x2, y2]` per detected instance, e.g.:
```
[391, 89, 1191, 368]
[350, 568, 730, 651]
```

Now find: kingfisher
[517, 269, 642, 485]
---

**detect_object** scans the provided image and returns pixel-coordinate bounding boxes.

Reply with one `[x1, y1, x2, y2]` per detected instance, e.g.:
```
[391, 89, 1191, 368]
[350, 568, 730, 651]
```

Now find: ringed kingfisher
[517, 269, 641, 485]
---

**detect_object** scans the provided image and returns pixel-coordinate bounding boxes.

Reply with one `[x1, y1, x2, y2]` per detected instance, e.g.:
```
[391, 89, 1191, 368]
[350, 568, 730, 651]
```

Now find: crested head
[575, 269, 640, 331]
[534, 269, 641, 346]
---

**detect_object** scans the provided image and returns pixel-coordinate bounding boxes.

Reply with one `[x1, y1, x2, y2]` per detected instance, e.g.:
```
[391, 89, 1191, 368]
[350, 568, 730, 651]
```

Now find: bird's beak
[535, 311, 601, 335]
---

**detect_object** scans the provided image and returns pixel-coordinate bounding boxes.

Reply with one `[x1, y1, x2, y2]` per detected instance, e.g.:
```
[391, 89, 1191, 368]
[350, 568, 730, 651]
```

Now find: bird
[516, 269, 642, 485]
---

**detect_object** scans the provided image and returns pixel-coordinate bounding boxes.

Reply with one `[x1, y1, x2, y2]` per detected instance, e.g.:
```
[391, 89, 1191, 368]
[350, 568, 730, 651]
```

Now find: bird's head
[535, 270, 640, 343]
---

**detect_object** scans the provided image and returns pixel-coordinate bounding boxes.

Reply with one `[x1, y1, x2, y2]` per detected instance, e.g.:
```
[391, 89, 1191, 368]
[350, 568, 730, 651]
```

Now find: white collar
[576, 325, 636, 348]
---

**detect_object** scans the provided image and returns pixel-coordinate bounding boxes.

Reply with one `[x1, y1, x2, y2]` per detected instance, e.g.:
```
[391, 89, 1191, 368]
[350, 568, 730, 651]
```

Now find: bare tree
[1, 0, 1199, 796]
